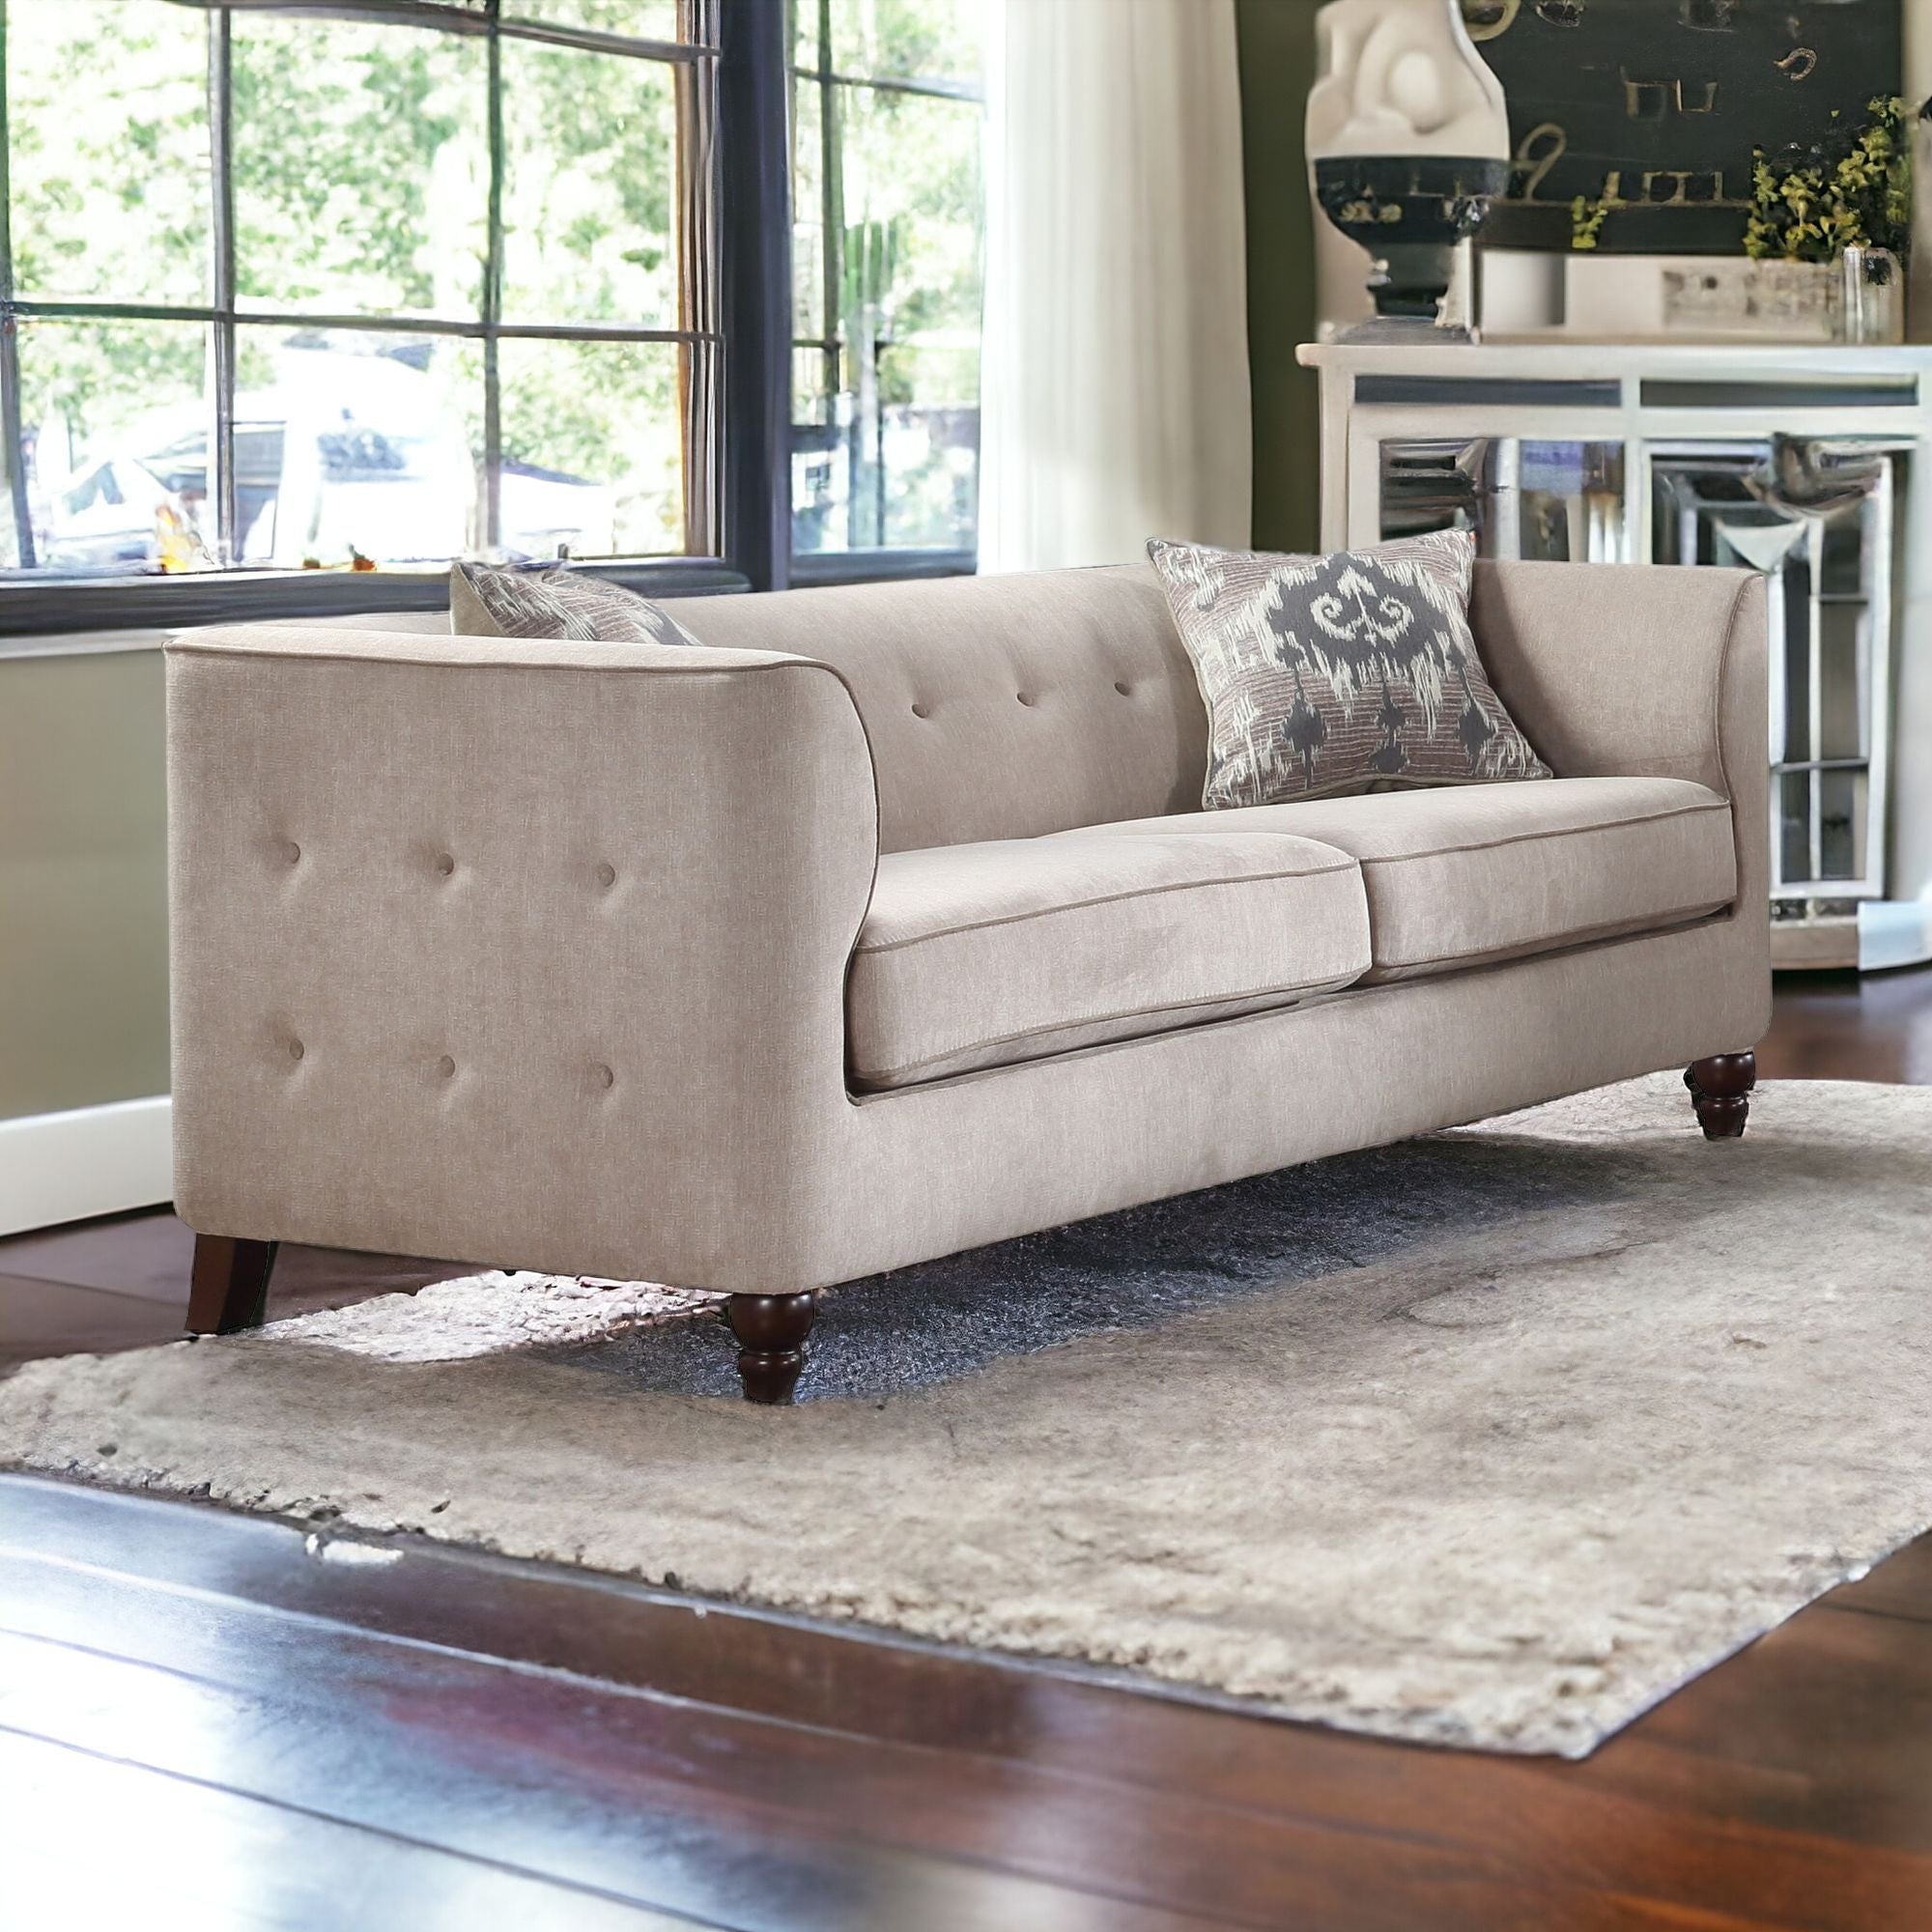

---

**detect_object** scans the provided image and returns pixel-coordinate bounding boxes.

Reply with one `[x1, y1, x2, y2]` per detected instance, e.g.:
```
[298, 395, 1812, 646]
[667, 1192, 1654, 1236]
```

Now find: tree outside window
[788, 0, 984, 561]
[0, 0, 716, 578]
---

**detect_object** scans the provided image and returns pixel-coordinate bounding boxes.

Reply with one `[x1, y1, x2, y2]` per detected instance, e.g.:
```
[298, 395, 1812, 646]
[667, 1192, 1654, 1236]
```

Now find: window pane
[8, 1, 212, 304]
[840, 86, 984, 341]
[18, 320, 213, 574]
[791, 76, 983, 554]
[498, 42, 681, 327]
[233, 328, 483, 569]
[791, 399, 850, 554]
[497, 338, 686, 556]
[875, 343, 979, 548]
[506, 1, 690, 43]
[506, 0, 688, 42]
[791, 71, 829, 345]
[831, 0, 984, 88]
[231, 16, 488, 319]
[793, 0, 826, 71]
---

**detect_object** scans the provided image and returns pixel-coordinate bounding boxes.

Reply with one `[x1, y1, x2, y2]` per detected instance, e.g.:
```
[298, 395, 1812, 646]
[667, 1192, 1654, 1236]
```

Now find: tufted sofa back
[660, 565, 1208, 853]
[341, 555, 1675, 857]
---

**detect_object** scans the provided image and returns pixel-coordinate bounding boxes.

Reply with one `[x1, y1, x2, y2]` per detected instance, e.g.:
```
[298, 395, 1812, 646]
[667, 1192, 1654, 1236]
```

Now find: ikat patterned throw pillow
[450, 560, 703, 648]
[1147, 529, 1549, 810]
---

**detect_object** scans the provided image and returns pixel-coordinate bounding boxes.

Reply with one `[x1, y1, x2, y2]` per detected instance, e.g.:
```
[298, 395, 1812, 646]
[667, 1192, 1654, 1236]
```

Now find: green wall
[1235, 0, 1321, 554]
[0, 646, 170, 1121]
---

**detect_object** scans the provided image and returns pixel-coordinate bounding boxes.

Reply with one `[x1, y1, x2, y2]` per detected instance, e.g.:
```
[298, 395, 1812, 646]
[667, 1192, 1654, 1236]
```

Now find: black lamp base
[1314, 155, 1510, 325]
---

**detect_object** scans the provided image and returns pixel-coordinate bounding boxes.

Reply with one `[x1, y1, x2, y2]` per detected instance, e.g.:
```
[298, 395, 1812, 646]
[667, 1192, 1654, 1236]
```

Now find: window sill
[0, 558, 753, 649]
[0, 552, 984, 656]
[0, 626, 173, 663]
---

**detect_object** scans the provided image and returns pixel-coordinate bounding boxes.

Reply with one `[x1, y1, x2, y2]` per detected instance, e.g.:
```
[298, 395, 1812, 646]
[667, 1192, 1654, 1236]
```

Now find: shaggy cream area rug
[4, 1074, 1929, 1757]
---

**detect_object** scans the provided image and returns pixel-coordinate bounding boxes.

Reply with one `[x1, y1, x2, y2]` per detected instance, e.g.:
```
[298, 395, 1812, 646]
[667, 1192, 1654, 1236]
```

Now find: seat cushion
[1090, 777, 1736, 983]
[848, 830, 1370, 1090]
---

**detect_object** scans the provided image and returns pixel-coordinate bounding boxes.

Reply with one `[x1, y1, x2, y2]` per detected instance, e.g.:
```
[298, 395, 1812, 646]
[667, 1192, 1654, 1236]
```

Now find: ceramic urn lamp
[1308, 0, 1511, 338]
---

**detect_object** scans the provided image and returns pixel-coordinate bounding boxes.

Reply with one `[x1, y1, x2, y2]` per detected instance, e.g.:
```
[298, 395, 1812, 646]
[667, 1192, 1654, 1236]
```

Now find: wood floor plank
[12, 1479, 1932, 1859]
[0, 1209, 463, 1329]
[1824, 1535, 1932, 1625]
[0, 1210, 196, 1305]
[0, 1273, 186, 1362]
[1754, 969, 1932, 1086]
[263, 1241, 467, 1319]
[1569, 1601, 1932, 1854]
[0, 1580, 1565, 1932]
[0, 1729, 705, 1932]
[0, 1617, 1264, 1932]
[4, 1485, 1930, 1932]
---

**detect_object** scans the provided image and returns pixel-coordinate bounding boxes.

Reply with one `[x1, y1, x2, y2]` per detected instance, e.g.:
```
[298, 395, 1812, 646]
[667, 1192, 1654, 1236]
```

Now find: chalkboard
[1461, 0, 1903, 253]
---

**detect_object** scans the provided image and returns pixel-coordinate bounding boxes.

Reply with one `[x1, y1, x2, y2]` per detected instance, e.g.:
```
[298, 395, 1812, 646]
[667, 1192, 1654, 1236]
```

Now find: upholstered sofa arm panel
[1470, 561, 1766, 799]
[165, 627, 879, 1288]
[1472, 559, 1768, 923]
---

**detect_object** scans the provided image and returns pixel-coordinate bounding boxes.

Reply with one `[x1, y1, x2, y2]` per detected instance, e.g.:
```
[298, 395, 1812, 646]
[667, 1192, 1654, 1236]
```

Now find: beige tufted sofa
[169, 559, 1770, 1399]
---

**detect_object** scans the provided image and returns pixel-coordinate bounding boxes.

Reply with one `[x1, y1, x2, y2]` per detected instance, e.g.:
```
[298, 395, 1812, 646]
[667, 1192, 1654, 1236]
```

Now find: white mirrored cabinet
[1302, 340, 1932, 970]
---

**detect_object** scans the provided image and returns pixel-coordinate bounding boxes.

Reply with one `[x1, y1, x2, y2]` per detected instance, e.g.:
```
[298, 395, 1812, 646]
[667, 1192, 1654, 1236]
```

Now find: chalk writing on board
[1463, 0, 1900, 253]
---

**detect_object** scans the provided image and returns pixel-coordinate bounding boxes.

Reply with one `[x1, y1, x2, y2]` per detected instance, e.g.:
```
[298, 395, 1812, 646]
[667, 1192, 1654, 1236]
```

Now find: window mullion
[0, 2, 33, 569]
[717, 0, 792, 589]
[675, 0, 721, 555]
[482, 0, 504, 554]
[816, 0, 838, 395]
[209, 6, 239, 567]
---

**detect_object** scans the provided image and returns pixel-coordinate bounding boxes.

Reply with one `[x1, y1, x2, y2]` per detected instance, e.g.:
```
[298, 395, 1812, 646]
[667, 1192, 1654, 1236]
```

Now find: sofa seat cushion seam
[1369, 897, 1734, 976]
[844, 907, 1741, 1102]
[1348, 797, 1731, 868]
[852, 967, 1370, 1084]
[855, 859, 1361, 956]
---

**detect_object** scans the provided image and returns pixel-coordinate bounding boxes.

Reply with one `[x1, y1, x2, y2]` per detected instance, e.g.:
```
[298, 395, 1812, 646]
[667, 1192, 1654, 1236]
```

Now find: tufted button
[287, 1039, 305, 1062]
[282, 839, 302, 866]
[594, 860, 616, 890]
[593, 1063, 615, 1090]
[434, 852, 456, 877]
[910, 701, 930, 720]
[437, 1054, 456, 1079]
[1016, 692, 1035, 707]
[1114, 680, 1132, 696]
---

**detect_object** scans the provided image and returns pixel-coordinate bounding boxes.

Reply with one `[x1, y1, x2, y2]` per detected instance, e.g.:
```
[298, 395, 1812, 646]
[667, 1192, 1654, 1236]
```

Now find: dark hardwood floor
[4, 968, 1930, 1930]
[1755, 963, 1932, 1086]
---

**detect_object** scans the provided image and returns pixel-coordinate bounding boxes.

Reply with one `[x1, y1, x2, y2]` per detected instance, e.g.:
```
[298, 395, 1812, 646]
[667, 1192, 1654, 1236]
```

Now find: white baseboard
[0, 1095, 173, 1237]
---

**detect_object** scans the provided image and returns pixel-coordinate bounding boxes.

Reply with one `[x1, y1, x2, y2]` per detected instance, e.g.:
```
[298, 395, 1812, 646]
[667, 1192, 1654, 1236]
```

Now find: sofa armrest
[1471, 559, 1769, 912]
[165, 624, 879, 1288]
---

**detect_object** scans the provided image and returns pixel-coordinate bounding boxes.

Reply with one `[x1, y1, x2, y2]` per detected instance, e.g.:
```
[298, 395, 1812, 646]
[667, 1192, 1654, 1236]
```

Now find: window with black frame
[0, 0, 719, 583]
[787, 0, 983, 570]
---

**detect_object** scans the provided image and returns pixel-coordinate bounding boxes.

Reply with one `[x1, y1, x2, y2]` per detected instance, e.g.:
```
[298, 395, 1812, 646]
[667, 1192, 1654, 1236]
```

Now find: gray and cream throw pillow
[1147, 529, 1549, 809]
[450, 560, 702, 647]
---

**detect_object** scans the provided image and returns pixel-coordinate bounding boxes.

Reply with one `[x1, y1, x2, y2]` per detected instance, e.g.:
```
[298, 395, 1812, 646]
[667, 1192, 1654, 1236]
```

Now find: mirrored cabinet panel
[1378, 437, 1626, 561]
[1649, 440, 1897, 901]
[1311, 342, 1932, 971]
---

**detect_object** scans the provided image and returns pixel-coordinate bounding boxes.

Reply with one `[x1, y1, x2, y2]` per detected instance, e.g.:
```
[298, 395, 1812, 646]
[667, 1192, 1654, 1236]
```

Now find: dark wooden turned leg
[186, 1235, 279, 1335]
[724, 1292, 817, 1405]
[1685, 1052, 1757, 1141]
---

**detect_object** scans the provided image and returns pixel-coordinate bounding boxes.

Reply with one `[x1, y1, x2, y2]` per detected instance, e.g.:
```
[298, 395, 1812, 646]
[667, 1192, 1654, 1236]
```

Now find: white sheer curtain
[979, 0, 1253, 572]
